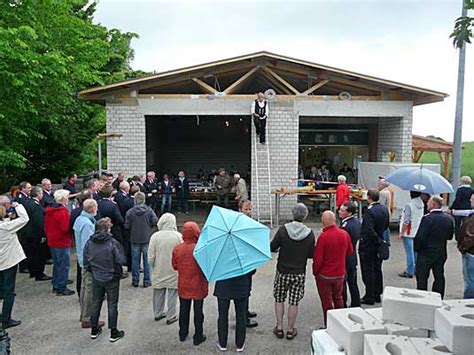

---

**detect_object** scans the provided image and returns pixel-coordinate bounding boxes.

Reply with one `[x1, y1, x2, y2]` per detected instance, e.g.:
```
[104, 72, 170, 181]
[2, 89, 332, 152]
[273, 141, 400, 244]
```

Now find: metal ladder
[253, 122, 273, 227]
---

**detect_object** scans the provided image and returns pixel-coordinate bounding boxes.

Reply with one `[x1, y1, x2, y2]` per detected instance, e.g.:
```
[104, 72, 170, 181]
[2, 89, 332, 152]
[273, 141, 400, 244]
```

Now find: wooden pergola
[412, 135, 461, 178]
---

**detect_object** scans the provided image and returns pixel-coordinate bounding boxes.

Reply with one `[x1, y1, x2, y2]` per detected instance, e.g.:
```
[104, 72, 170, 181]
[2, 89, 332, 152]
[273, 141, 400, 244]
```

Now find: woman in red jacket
[45, 189, 74, 296]
[172, 221, 208, 346]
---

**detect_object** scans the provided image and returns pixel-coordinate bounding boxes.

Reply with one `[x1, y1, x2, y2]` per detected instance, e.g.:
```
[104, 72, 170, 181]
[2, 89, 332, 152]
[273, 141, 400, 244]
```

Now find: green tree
[451, 0, 474, 48]
[0, 0, 139, 189]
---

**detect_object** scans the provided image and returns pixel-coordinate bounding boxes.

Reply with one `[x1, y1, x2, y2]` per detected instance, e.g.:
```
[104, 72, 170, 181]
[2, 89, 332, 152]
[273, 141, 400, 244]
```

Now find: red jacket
[336, 183, 350, 208]
[45, 204, 72, 248]
[172, 221, 208, 300]
[313, 225, 353, 278]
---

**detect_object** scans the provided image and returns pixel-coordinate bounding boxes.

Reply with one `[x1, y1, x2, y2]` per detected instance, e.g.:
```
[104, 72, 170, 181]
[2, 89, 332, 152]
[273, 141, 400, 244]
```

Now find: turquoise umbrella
[193, 206, 271, 282]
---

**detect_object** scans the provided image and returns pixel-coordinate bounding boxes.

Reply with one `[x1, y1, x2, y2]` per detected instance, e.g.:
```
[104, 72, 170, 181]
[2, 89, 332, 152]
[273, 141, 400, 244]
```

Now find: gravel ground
[7, 226, 463, 354]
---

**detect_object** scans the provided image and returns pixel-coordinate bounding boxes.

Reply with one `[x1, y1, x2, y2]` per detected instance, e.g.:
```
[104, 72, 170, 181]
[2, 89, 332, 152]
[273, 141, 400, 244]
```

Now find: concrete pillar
[106, 103, 146, 177]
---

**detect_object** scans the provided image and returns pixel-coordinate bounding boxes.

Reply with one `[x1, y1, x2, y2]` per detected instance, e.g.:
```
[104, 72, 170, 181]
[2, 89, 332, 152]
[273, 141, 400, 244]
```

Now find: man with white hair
[270, 203, 315, 340]
[336, 175, 350, 211]
[233, 174, 248, 206]
[87, 179, 100, 201]
[45, 189, 75, 296]
[377, 178, 393, 242]
[73, 199, 104, 328]
[41, 178, 55, 207]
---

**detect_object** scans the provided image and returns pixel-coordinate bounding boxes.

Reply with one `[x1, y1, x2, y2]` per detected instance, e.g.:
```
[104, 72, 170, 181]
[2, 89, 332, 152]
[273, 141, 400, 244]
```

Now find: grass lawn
[419, 141, 474, 179]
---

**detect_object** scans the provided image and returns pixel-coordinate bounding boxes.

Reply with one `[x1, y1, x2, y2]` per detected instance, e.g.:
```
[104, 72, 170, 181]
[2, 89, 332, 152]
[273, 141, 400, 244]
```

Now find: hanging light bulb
[225, 120, 230, 127]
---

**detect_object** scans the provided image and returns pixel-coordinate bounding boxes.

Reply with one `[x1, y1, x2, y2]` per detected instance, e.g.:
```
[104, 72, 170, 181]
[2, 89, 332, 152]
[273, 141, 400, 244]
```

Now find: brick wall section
[106, 103, 147, 177]
[377, 110, 413, 163]
[251, 100, 298, 222]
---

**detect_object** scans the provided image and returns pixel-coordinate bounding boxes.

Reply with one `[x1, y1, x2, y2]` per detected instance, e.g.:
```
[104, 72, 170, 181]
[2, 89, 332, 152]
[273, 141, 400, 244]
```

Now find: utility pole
[451, 0, 468, 195]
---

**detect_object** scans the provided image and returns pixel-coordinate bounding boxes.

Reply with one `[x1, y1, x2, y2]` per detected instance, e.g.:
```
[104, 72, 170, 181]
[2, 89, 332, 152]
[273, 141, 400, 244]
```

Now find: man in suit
[97, 186, 127, 279]
[97, 186, 124, 246]
[112, 172, 125, 191]
[175, 171, 190, 215]
[144, 171, 159, 212]
[339, 201, 361, 307]
[14, 181, 31, 206]
[359, 189, 389, 305]
[41, 178, 55, 208]
[86, 179, 101, 201]
[23, 187, 51, 281]
[414, 195, 454, 298]
[114, 181, 135, 272]
[14, 181, 32, 274]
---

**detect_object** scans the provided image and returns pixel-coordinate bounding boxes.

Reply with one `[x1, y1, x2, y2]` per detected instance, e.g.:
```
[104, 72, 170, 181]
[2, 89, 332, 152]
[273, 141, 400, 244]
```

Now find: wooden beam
[224, 66, 260, 94]
[262, 66, 300, 94]
[260, 70, 292, 94]
[412, 150, 424, 163]
[192, 78, 218, 94]
[320, 75, 383, 93]
[137, 94, 381, 100]
[302, 80, 330, 95]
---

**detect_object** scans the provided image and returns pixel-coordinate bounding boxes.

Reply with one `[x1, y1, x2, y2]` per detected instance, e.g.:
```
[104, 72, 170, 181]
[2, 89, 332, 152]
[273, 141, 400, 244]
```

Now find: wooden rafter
[192, 77, 218, 94]
[260, 70, 292, 94]
[412, 150, 424, 163]
[262, 66, 300, 94]
[224, 66, 260, 94]
[302, 79, 330, 95]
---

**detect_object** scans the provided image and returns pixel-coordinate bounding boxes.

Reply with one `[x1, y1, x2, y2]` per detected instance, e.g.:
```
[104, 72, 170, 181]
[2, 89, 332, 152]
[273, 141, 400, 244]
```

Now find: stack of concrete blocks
[410, 338, 453, 354]
[363, 335, 419, 355]
[434, 299, 474, 354]
[326, 307, 387, 355]
[365, 307, 429, 337]
[315, 286, 473, 355]
[311, 329, 345, 355]
[382, 287, 442, 330]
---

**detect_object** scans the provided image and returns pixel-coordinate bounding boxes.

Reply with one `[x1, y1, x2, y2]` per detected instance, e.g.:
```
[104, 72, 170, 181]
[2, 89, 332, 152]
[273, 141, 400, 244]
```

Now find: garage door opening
[145, 115, 251, 179]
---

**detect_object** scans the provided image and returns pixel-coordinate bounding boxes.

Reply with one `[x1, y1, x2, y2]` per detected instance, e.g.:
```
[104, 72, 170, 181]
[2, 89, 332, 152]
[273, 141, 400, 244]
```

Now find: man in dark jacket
[114, 181, 135, 272]
[175, 171, 190, 215]
[215, 169, 232, 208]
[450, 176, 473, 241]
[97, 186, 124, 245]
[14, 181, 31, 274]
[160, 174, 174, 214]
[339, 201, 361, 307]
[84, 217, 126, 342]
[23, 187, 51, 281]
[359, 189, 389, 305]
[270, 203, 315, 340]
[414, 195, 454, 298]
[144, 171, 159, 212]
[124, 192, 158, 287]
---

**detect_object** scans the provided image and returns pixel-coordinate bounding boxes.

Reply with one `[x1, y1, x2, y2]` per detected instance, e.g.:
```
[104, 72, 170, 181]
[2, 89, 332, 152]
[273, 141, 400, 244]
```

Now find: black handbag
[377, 237, 390, 260]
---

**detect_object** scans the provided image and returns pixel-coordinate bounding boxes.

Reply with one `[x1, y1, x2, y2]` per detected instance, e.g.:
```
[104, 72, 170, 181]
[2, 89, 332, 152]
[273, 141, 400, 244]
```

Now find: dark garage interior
[145, 115, 251, 178]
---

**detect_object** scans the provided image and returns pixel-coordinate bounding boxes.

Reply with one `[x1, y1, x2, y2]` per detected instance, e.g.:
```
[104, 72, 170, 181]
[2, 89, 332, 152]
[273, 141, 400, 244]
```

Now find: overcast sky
[94, 0, 473, 141]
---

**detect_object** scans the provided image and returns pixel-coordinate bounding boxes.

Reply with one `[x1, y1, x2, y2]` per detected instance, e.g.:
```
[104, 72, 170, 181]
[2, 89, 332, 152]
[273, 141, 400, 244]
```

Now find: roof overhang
[79, 51, 448, 106]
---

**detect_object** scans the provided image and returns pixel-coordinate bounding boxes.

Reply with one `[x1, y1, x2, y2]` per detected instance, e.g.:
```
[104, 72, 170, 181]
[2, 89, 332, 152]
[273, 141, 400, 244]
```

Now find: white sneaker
[215, 340, 227, 351]
[236, 344, 245, 352]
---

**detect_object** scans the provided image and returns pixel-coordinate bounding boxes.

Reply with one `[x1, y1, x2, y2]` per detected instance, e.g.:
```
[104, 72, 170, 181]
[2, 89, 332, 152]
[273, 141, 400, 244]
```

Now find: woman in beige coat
[148, 213, 182, 324]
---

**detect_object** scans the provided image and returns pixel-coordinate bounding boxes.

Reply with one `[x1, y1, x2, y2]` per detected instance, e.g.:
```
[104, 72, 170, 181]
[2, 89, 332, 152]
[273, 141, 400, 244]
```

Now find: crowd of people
[0, 170, 473, 351]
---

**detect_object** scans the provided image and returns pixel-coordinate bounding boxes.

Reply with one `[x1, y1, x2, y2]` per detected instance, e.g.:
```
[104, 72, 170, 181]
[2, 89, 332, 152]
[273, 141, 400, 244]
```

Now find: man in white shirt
[251, 92, 269, 144]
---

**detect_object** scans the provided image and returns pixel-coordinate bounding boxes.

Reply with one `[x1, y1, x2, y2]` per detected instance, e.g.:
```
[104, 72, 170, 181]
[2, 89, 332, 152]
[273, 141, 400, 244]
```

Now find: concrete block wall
[106, 103, 147, 177]
[251, 99, 298, 222]
[377, 109, 413, 163]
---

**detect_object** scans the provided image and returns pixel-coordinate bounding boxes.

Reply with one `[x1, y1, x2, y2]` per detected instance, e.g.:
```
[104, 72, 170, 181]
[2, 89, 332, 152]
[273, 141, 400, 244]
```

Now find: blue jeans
[131, 243, 150, 285]
[161, 194, 172, 213]
[383, 228, 391, 243]
[50, 247, 70, 291]
[463, 253, 474, 299]
[402, 237, 416, 276]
